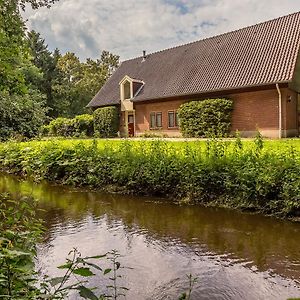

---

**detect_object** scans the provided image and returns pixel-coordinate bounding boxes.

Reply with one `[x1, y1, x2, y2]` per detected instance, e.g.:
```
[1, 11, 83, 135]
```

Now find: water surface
[0, 174, 299, 299]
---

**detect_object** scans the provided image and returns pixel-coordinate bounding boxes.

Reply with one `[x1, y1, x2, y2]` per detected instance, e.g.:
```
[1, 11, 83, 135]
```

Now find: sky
[23, 0, 300, 61]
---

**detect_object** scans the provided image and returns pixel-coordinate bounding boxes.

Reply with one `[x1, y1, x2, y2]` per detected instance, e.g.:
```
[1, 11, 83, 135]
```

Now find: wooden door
[128, 114, 134, 137]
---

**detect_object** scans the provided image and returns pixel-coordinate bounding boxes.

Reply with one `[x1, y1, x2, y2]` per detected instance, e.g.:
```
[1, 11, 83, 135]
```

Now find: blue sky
[23, 0, 300, 61]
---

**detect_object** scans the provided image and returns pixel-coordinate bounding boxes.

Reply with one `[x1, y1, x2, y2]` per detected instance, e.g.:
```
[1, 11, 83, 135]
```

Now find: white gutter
[276, 83, 282, 139]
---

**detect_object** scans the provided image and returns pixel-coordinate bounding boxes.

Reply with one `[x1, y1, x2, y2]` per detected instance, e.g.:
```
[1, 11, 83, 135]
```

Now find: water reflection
[0, 174, 299, 299]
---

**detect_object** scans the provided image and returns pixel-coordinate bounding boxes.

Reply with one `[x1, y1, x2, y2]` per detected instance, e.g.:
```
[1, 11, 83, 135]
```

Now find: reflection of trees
[0, 173, 299, 280]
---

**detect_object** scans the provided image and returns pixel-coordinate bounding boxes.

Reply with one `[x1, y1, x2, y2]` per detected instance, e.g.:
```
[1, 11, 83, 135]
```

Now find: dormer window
[123, 81, 131, 100]
[119, 75, 144, 103]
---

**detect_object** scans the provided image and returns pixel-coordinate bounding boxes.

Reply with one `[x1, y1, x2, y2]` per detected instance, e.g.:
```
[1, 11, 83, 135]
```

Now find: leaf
[103, 268, 112, 275]
[84, 254, 107, 259]
[115, 262, 121, 270]
[57, 262, 73, 269]
[84, 261, 102, 271]
[72, 267, 95, 277]
[49, 276, 65, 287]
[77, 285, 98, 300]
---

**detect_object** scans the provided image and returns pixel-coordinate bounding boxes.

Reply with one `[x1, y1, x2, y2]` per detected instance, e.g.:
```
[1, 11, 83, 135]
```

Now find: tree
[27, 30, 61, 114]
[53, 51, 120, 117]
[0, 0, 27, 94]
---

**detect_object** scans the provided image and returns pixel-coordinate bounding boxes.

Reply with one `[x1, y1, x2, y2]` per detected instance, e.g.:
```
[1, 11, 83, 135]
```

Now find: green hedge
[42, 114, 94, 137]
[178, 98, 233, 137]
[93, 106, 119, 138]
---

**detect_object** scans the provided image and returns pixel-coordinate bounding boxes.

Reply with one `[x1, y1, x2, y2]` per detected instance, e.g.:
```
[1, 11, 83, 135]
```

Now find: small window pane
[168, 111, 175, 127]
[124, 81, 131, 99]
[150, 112, 156, 128]
[175, 111, 179, 127]
[156, 112, 162, 128]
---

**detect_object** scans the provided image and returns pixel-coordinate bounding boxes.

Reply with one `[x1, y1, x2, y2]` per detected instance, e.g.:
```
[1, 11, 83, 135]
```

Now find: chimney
[142, 50, 146, 61]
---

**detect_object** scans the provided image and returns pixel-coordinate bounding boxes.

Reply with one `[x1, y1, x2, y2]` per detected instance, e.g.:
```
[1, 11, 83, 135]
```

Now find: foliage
[179, 274, 198, 300]
[178, 98, 233, 137]
[40, 248, 128, 299]
[52, 51, 119, 117]
[0, 194, 129, 299]
[27, 30, 61, 116]
[0, 195, 43, 298]
[93, 107, 119, 138]
[43, 114, 94, 137]
[0, 0, 27, 94]
[0, 91, 47, 141]
[0, 138, 299, 218]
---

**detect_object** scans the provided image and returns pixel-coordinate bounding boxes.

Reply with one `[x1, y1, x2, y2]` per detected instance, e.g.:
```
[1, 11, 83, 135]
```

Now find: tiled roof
[88, 12, 300, 108]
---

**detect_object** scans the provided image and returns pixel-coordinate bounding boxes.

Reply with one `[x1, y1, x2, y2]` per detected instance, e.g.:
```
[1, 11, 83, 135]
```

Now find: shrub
[44, 114, 94, 137]
[73, 114, 94, 136]
[178, 98, 233, 137]
[93, 106, 119, 138]
[0, 91, 47, 141]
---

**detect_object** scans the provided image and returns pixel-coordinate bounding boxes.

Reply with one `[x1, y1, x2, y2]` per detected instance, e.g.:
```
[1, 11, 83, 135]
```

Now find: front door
[128, 114, 135, 137]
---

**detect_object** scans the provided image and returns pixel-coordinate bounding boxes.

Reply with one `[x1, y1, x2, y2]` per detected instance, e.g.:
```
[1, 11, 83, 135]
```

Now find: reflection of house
[88, 12, 300, 138]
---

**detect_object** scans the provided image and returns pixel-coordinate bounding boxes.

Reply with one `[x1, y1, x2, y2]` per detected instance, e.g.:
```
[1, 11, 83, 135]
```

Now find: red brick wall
[230, 89, 279, 133]
[135, 99, 185, 136]
[281, 88, 298, 136]
[132, 87, 299, 138]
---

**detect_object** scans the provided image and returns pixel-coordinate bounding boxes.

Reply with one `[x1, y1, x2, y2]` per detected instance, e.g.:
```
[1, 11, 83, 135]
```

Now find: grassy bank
[0, 138, 299, 218]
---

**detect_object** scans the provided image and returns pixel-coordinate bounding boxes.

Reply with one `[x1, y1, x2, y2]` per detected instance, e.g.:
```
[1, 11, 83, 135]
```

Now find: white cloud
[23, 0, 300, 61]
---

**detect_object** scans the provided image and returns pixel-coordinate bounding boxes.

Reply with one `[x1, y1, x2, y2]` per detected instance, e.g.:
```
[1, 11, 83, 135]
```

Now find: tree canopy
[0, 0, 120, 140]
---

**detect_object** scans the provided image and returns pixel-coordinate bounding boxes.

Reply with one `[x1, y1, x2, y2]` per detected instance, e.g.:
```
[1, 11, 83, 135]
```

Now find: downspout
[276, 84, 282, 139]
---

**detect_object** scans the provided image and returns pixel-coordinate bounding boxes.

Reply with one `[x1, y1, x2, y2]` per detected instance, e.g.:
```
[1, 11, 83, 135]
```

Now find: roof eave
[131, 80, 291, 103]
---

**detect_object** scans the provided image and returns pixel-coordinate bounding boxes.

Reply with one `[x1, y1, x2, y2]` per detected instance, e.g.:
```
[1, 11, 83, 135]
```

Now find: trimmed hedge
[178, 98, 233, 137]
[93, 106, 119, 138]
[42, 114, 94, 137]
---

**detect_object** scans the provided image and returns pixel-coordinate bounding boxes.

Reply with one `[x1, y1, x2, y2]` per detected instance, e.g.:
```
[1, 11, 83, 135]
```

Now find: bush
[0, 91, 47, 141]
[93, 106, 119, 138]
[73, 114, 94, 136]
[178, 98, 233, 137]
[44, 114, 94, 137]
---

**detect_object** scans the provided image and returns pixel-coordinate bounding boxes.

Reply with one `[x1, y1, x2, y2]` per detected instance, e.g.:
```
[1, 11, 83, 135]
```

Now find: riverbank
[0, 138, 299, 218]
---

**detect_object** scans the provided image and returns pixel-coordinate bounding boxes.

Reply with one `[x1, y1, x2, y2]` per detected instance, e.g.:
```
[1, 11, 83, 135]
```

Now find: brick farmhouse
[88, 12, 300, 138]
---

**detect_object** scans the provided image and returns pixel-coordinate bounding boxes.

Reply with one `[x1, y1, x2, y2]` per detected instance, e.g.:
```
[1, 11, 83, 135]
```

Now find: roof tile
[88, 12, 300, 107]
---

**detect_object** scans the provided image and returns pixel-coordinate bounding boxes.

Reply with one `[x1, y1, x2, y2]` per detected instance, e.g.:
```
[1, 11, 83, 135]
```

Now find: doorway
[128, 114, 135, 137]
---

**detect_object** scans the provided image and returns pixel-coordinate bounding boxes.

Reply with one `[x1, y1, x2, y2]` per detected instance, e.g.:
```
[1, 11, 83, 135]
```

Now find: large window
[168, 110, 179, 128]
[150, 112, 162, 129]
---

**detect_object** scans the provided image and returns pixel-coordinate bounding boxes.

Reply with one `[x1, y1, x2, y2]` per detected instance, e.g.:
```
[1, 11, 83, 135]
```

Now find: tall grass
[0, 138, 299, 217]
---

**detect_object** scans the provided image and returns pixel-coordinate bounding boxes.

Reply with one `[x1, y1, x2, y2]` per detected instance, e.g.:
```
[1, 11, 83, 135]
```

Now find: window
[175, 111, 179, 127]
[168, 111, 175, 127]
[156, 112, 162, 128]
[123, 81, 131, 99]
[168, 110, 179, 128]
[150, 112, 156, 128]
[150, 112, 162, 128]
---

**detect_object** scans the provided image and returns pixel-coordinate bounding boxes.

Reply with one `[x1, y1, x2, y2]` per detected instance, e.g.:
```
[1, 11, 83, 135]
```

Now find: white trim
[133, 82, 145, 98]
[119, 75, 133, 85]
[119, 75, 145, 102]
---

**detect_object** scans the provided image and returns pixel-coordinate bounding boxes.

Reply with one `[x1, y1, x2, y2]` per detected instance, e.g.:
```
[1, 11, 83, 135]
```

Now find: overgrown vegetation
[0, 138, 299, 218]
[0, 92, 47, 141]
[0, 195, 43, 298]
[178, 98, 233, 137]
[93, 107, 119, 138]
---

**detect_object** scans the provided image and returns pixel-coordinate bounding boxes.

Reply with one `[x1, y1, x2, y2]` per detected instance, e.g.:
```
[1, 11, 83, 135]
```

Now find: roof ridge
[123, 10, 300, 63]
